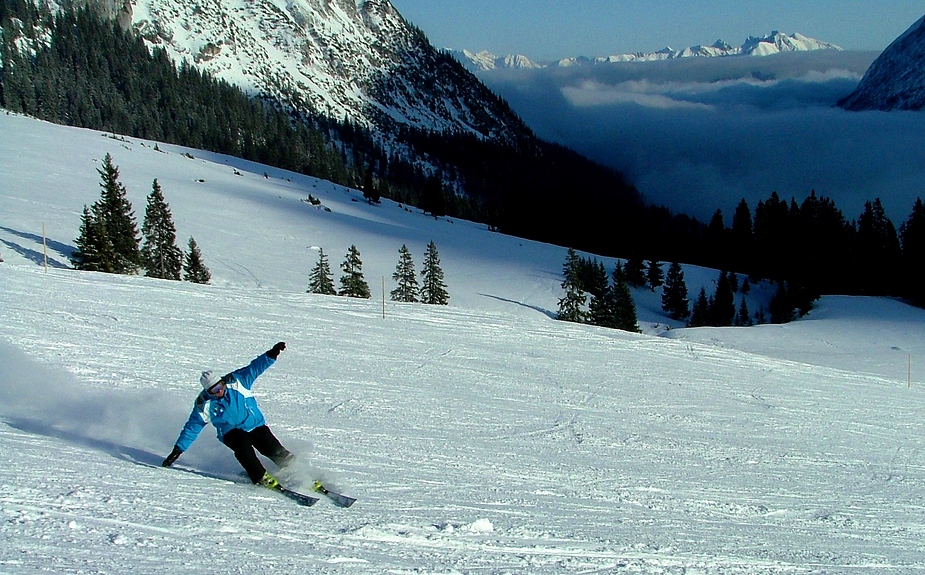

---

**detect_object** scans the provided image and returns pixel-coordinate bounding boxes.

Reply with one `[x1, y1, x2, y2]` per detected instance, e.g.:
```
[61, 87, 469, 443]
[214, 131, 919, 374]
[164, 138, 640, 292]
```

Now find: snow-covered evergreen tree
[588, 280, 615, 328]
[307, 248, 336, 295]
[141, 179, 183, 280]
[71, 204, 115, 272]
[339, 244, 371, 298]
[420, 241, 449, 305]
[588, 262, 638, 332]
[96, 154, 141, 274]
[183, 236, 211, 284]
[611, 263, 640, 333]
[390, 244, 419, 302]
[556, 248, 586, 323]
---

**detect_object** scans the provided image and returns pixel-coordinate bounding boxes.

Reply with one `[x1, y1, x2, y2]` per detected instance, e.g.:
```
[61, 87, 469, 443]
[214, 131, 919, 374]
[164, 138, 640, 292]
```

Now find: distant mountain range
[451, 31, 842, 73]
[839, 15, 925, 111]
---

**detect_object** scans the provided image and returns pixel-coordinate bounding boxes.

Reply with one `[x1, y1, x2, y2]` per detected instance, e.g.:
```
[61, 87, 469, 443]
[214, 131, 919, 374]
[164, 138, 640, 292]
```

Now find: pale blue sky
[389, 1, 924, 61]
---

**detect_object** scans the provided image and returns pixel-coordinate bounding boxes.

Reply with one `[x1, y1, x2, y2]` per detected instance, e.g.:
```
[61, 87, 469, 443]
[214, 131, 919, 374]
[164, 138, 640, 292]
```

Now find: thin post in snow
[42, 222, 48, 273]
[381, 276, 386, 319]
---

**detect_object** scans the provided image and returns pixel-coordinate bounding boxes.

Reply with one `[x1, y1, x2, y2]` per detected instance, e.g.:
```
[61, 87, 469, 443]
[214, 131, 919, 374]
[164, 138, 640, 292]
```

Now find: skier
[161, 342, 293, 489]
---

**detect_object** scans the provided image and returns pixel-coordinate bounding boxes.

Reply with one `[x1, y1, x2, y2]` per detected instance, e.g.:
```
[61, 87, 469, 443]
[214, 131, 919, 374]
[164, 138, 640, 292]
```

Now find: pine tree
[339, 244, 371, 298]
[900, 198, 925, 306]
[611, 263, 640, 333]
[183, 236, 211, 284]
[735, 296, 752, 327]
[307, 248, 336, 295]
[390, 244, 419, 302]
[623, 256, 646, 288]
[420, 176, 447, 218]
[731, 198, 753, 272]
[71, 204, 116, 272]
[704, 209, 729, 270]
[855, 198, 900, 295]
[769, 281, 795, 324]
[557, 248, 586, 323]
[95, 154, 141, 274]
[140, 179, 183, 280]
[661, 261, 689, 321]
[362, 168, 380, 204]
[645, 260, 663, 291]
[709, 271, 736, 327]
[588, 268, 615, 328]
[583, 259, 609, 302]
[420, 241, 449, 305]
[740, 276, 751, 295]
[689, 288, 711, 327]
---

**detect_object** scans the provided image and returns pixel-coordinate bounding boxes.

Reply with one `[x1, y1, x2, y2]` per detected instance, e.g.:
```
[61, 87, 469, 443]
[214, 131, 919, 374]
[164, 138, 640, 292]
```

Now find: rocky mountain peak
[128, 0, 529, 142]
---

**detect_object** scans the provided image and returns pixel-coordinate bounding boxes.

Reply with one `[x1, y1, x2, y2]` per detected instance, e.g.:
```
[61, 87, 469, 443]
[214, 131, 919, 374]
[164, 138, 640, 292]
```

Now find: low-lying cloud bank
[480, 51, 925, 224]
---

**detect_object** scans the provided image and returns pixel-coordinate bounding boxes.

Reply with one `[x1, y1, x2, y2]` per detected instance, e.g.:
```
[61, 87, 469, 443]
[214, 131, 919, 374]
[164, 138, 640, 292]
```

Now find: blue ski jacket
[174, 353, 275, 452]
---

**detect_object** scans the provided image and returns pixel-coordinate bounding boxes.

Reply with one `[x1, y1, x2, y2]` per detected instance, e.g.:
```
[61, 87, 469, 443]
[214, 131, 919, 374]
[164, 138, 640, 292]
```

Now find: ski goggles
[207, 380, 227, 395]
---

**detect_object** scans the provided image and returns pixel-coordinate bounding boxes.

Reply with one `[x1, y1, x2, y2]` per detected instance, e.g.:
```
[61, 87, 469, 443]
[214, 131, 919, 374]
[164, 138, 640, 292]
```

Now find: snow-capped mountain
[446, 49, 544, 72]
[115, 0, 529, 140]
[456, 31, 841, 72]
[839, 14, 925, 111]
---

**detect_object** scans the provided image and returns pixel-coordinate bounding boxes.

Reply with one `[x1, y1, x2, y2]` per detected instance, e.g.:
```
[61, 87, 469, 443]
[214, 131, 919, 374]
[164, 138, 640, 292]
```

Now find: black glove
[267, 341, 286, 360]
[162, 445, 183, 467]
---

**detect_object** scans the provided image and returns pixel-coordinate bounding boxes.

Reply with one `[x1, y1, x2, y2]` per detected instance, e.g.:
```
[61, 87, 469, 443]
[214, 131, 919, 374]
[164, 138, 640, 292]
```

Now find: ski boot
[258, 472, 280, 490]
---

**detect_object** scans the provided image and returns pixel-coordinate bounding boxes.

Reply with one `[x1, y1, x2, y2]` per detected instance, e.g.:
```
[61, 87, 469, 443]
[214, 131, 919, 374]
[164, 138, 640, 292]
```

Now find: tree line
[69, 152, 453, 307]
[699, 192, 925, 310]
[71, 154, 211, 283]
[307, 242, 449, 306]
[557, 248, 640, 332]
[557, 247, 808, 332]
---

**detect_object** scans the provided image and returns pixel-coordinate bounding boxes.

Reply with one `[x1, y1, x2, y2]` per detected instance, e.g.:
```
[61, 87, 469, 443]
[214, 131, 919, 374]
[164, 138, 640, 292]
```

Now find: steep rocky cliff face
[129, 0, 530, 141]
[839, 15, 925, 111]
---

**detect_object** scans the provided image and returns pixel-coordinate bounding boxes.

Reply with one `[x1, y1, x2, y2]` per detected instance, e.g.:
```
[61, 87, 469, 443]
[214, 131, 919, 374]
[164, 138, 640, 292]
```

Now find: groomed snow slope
[2, 112, 925, 573]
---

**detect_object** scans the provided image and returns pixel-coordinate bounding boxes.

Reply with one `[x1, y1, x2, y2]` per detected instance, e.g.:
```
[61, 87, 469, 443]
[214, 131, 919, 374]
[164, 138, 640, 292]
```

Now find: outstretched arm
[167, 399, 210, 460]
[231, 342, 286, 389]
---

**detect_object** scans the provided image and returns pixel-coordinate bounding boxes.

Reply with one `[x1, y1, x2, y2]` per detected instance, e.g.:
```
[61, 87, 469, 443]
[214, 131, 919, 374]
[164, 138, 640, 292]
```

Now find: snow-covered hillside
[121, 0, 525, 139]
[3, 113, 925, 573]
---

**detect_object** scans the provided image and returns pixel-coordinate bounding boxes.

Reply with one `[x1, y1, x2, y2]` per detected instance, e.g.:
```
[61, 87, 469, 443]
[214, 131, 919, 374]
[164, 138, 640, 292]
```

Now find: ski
[273, 485, 320, 507]
[313, 481, 356, 508]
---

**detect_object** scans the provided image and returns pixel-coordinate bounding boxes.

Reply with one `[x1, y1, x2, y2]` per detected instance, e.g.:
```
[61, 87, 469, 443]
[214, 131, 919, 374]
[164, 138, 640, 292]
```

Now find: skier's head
[201, 370, 222, 390]
[199, 369, 225, 397]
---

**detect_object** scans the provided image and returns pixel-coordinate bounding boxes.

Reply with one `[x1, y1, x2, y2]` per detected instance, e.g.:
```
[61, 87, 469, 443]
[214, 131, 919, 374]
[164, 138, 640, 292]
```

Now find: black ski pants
[222, 425, 293, 483]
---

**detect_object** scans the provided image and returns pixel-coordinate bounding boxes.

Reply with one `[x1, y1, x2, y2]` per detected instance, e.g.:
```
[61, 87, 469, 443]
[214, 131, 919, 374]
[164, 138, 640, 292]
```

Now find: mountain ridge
[119, 0, 530, 142]
[838, 14, 925, 111]
[452, 31, 842, 73]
